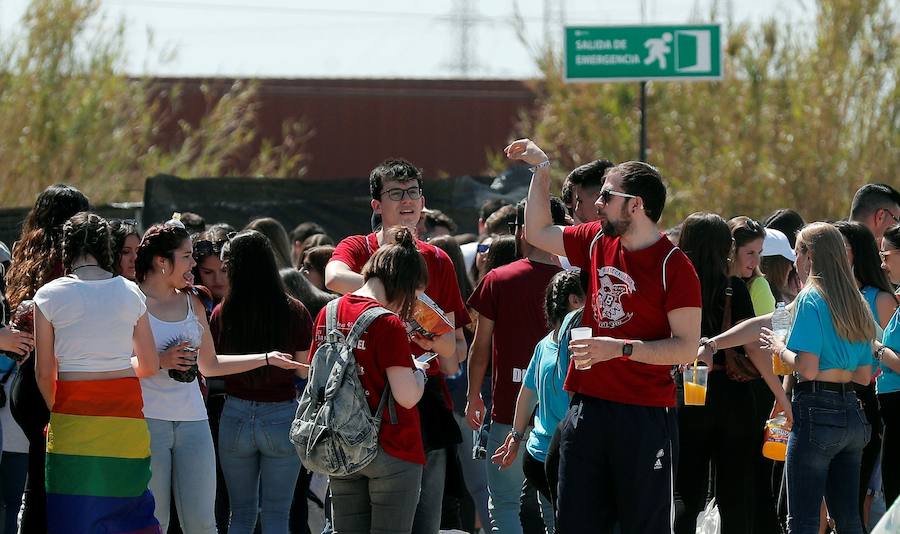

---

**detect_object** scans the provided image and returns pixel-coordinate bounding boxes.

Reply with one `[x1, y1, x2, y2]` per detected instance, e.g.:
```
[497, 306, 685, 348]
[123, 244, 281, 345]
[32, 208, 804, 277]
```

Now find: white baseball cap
[762, 228, 796, 261]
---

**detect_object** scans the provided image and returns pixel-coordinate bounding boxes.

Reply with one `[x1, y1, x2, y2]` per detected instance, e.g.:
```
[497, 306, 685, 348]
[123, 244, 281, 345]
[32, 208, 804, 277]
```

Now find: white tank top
[140, 293, 208, 422]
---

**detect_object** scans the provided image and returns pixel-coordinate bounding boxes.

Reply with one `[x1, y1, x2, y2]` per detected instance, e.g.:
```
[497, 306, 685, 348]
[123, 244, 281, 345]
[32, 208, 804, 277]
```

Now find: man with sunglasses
[508, 138, 702, 533]
[325, 158, 470, 534]
[850, 183, 900, 242]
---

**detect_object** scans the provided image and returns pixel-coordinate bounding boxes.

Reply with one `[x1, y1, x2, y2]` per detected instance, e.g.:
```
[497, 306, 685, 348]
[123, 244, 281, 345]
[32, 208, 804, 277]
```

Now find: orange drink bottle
[762, 414, 790, 461]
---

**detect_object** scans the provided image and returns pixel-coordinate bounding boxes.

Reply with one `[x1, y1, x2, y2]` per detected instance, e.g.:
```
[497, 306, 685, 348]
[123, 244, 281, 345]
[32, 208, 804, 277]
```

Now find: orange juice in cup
[682, 364, 709, 406]
[772, 351, 794, 376]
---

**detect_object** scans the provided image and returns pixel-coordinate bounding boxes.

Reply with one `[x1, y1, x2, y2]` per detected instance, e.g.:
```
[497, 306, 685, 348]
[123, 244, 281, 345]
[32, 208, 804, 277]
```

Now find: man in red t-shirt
[324, 158, 469, 534]
[508, 139, 702, 533]
[466, 199, 567, 534]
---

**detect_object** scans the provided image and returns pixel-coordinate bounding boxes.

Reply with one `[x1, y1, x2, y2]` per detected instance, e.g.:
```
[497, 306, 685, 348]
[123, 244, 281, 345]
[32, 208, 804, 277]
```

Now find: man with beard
[507, 139, 702, 533]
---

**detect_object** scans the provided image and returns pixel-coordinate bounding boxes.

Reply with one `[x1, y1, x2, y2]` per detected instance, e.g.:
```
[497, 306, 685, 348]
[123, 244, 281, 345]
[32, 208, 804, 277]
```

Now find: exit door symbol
[675, 30, 712, 73]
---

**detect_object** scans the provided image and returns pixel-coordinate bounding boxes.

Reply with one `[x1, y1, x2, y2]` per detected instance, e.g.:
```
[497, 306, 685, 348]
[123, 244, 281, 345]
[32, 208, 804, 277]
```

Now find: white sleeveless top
[33, 276, 146, 372]
[140, 293, 208, 422]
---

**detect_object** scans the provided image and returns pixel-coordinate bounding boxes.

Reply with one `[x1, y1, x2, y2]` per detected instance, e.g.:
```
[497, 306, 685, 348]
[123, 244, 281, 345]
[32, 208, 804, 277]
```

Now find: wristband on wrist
[510, 430, 525, 443]
[531, 160, 550, 171]
[265, 352, 270, 366]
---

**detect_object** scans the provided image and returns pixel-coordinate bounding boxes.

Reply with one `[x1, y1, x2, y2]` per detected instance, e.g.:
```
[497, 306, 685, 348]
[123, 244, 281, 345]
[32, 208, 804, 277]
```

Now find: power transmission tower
[447, 0, 478, 77]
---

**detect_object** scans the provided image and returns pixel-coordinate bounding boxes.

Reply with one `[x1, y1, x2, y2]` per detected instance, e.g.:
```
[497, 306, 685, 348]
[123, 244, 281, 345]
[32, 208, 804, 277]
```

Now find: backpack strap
[324, 299, 341, 344]
[345, 305, 399, 425]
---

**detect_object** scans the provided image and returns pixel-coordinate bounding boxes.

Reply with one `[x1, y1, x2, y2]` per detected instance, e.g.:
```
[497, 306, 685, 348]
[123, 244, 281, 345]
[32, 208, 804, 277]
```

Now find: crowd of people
[0, 139, 897, 534]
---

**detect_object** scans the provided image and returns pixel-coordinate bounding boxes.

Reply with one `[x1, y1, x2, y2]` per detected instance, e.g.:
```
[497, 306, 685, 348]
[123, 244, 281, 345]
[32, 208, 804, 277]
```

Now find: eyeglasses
[882, 209, 900, 225]
[382, 186, 422, 202]
[880, 250, 899, 260]
[598, 189, 638, 205]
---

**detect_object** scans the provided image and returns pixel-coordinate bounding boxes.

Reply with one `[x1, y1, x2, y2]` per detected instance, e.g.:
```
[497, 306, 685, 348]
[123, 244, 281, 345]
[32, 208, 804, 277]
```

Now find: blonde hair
[797, 222, 875, 342]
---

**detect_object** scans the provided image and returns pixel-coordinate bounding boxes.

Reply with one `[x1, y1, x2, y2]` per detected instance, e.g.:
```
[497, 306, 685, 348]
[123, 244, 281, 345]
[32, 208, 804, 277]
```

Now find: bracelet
[510, 430, 525, 443]
[875, 346, 887, 362]
[700, 337, 717, 354]
[265, 352, 270, 366]
[531, 160, 551, 171]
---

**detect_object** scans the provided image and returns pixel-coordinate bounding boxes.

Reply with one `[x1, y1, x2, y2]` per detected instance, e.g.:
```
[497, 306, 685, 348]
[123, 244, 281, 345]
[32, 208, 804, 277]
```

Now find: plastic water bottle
[771, 302, 790, 340]
[771, 302, 793, 375]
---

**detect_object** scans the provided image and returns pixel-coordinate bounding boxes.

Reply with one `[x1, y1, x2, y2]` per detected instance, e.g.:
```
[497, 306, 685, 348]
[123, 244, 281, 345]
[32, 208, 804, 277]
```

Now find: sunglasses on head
[194, 232, 237, 258]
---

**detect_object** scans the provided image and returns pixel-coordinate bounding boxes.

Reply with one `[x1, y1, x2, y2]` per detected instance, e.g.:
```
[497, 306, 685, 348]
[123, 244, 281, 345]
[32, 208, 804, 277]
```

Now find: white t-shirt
[140, 294, 207, 422]
[1, 363, 28, 453]
[33, 276, 146, 373]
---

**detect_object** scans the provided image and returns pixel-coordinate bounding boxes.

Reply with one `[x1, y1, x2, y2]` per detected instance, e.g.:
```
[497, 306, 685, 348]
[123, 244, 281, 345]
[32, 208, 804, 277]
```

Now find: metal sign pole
[639, 81, 647, 162]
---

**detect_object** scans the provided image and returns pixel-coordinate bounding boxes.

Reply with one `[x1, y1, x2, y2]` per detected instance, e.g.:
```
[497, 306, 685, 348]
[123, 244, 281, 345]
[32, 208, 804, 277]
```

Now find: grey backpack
[290, 299, 397, 476]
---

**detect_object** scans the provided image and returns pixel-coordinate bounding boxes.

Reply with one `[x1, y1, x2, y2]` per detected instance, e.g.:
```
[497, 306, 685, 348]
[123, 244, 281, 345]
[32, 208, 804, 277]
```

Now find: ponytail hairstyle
[544, 270, 585, 329]
[797, 222, 875, 343]
[7, 184, 90, 307]
[61, 212, 115, 273]
[135, 223, 190, 282]
[361, 226, 428, 321]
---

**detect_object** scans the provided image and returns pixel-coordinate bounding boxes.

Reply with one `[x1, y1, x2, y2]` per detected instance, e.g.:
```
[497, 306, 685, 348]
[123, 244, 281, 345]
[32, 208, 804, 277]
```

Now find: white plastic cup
[570, 327, 593, 370]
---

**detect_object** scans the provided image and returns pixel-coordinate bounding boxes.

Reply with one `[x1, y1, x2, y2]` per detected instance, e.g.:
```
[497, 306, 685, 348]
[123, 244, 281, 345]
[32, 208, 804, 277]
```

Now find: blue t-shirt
[879, 307, 900, 395]
[523, 310, 578, 462]
[786, 286, 873, 372]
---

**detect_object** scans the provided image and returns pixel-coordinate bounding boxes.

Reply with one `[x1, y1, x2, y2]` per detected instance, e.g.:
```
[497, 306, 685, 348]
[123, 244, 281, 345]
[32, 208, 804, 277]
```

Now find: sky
[0, 0, 811, 79]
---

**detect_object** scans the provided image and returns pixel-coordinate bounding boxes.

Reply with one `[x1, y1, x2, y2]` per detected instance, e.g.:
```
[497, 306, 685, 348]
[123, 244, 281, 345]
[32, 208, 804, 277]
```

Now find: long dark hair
[7, 184, 90, 307]
[483, 234, 518, 274]
[428, 234, 473, 302]
[61, 213, 115, 273]
[361, 226, 428, 321]
[109, 218, 140, 276]
[834, 221, 897, 299]
[244, 217, 293, 270]
[219, 230, 292, 353]
[679, 212, 733, 335]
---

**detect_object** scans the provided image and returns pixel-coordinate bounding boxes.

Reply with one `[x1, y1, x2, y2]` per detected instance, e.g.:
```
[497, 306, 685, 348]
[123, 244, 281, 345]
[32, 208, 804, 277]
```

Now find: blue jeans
[147, 418, 218, 534]
[330, 448, 423, 534]
[486, 422, 527, 534]
[786, 388, 870, 534]
[219, 396, 301, 534]
[1, 451, 27, 534]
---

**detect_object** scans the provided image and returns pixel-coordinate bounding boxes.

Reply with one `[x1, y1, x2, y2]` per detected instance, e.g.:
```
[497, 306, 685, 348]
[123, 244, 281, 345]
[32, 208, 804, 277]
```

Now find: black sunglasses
[194, 232, 237, 259]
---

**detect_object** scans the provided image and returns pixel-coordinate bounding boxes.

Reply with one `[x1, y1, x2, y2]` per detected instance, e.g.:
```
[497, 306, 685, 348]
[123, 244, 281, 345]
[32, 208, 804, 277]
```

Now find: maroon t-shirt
[467, 259, 562, 425]
[209, 297, 312, 402]
[562, 223, 701, 407]
[330, 232, 470, 378]
[308, 294, 425, 464]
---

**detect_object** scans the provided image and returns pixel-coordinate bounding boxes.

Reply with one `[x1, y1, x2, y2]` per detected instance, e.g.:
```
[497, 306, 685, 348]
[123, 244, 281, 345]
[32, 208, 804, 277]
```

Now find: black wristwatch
[622, 341, 634, 359]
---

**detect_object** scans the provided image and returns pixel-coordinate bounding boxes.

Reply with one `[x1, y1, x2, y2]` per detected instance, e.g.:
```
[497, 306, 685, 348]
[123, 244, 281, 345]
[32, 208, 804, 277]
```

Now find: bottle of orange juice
[771, 303, 794, 375]
[762, 413, 790, 461]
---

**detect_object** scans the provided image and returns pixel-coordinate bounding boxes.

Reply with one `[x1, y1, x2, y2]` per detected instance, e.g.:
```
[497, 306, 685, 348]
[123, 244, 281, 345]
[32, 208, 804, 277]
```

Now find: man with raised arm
[507, 139, 702, 533]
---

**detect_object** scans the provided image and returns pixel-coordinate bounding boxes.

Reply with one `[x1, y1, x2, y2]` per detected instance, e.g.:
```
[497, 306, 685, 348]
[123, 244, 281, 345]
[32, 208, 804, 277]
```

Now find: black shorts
[557, 394, 678, 533]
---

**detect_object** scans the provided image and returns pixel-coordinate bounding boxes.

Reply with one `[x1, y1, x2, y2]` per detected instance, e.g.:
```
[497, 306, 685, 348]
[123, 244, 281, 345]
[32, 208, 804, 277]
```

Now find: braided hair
[544, 270, 585, 329]
[61, 212, 115, 273]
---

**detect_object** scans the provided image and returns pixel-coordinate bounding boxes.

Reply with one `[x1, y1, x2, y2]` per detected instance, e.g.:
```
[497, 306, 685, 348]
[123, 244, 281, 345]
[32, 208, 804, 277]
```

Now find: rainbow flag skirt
[46, 377, 161, 534]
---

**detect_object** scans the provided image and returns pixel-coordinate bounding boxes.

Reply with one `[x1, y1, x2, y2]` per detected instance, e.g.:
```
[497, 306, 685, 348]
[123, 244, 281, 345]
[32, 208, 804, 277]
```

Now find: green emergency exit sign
[565, 25, 723, 82]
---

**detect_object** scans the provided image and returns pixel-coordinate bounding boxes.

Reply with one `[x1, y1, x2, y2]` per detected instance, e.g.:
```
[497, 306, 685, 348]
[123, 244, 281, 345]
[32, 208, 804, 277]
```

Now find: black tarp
[142, 170, 532, 239]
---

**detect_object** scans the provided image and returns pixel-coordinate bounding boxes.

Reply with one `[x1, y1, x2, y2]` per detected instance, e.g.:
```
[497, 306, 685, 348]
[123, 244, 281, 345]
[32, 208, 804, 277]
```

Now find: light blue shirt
[787, 287, 873, 371]
[523, 310, 579, 462]
[879, 307, 900, 395]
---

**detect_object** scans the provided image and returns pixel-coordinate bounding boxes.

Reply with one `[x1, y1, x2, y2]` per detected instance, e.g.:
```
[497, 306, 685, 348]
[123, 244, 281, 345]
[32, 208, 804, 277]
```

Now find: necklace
[72, 264, 100, 271]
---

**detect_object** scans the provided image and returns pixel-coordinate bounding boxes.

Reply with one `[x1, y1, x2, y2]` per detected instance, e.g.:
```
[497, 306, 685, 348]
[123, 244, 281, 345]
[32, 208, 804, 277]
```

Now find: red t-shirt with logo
[308, 294, 425, 465]
[467, 259, 562, 424]
[562, 223, 701, 407]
